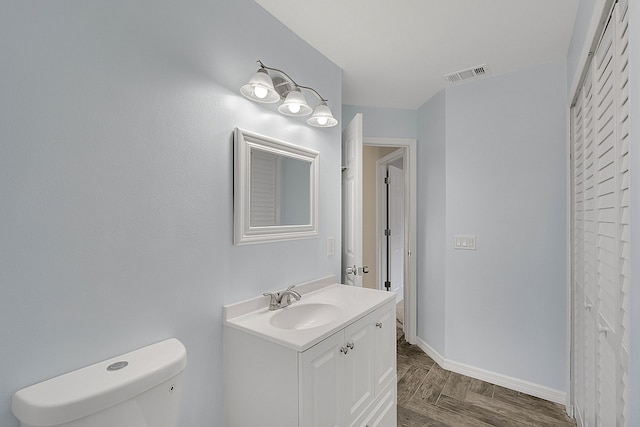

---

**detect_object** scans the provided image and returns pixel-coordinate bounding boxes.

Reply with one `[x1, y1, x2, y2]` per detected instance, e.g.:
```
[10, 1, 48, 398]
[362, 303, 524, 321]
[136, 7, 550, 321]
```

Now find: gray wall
[353, 60, 568, 393]
[342, 105, 417, 139]
[416, 90, 447, 354]
[0, 1, 341, 426]
[443, 61, 567, 390]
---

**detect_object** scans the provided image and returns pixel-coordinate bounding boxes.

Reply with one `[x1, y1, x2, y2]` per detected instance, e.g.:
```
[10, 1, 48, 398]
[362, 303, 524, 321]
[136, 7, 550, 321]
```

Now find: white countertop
[223, 276, 396, 352]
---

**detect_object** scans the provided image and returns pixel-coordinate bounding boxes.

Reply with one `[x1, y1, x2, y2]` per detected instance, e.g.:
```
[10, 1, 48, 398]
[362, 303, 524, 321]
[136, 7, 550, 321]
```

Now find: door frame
[365, 137, 417, 344]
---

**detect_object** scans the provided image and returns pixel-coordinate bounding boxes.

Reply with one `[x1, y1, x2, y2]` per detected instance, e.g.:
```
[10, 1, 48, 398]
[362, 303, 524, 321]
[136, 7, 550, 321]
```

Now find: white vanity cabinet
[299, 300, 396, 427]
[224, 284, 397, 427]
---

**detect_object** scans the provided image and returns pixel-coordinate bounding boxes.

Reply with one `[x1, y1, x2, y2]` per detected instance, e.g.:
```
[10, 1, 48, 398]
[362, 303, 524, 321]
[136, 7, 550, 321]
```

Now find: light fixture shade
[240, 68, 280, 103]
[278, 88, 313, 116]
[307, 101, 338, 127]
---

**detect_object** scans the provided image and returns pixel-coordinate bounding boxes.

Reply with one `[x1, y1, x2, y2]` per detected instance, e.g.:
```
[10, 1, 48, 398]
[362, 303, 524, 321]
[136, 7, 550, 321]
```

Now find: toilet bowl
[12, 338, 187, 427]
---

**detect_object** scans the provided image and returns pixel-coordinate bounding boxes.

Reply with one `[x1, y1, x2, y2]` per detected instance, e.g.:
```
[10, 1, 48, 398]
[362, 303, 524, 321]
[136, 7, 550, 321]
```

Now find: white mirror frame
[234, 128, 319, 245]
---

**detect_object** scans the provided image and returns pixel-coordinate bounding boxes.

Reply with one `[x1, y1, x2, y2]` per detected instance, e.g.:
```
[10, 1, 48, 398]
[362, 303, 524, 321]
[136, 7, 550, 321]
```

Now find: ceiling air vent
[444, 64, 490, 84]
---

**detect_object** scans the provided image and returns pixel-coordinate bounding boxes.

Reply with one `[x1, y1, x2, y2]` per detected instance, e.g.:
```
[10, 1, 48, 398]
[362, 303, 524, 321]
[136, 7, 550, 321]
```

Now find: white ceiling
[255, 0, 580, 109]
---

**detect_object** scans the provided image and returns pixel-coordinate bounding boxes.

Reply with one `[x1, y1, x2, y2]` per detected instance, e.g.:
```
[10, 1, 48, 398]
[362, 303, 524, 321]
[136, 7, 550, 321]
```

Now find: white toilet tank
[12, 338, 187, 427]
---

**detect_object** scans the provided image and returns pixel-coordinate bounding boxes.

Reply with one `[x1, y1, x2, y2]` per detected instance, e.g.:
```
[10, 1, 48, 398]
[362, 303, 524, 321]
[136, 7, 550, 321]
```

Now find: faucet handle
[263, 292, 280, 310]
[279, 286, 301, 307]
[285, 285, 301, 298]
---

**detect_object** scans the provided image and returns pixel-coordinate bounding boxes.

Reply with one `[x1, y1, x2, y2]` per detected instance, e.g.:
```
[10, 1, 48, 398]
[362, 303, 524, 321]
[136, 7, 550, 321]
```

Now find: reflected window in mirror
[249, 149, 311, 227]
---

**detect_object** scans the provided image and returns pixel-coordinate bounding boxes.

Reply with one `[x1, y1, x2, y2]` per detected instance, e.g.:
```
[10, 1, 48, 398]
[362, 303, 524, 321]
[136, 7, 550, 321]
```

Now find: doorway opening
[378, 149, 405, 324]
[363, 146, 406, 323]
[364, 137, 416, 343]
[341, 113, 416, 344]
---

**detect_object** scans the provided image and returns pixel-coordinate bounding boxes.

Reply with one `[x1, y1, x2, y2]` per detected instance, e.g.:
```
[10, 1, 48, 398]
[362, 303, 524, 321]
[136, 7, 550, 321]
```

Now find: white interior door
[388, 164, 404, 302]
[342, 114, 363, 286]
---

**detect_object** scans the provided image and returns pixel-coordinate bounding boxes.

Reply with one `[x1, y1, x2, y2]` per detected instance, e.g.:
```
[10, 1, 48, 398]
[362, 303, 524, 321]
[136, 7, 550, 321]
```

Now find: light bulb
[254, 86, 268, 99]
[316, 116, 328, 126]
[288, 103, 301, 114]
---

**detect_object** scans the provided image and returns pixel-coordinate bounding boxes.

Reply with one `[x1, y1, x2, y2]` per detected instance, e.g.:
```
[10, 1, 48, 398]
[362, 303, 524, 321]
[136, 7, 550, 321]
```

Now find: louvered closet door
[594, 10, 619, 426]
[582, 61, 598, 427]
[571, 1, 631, 425]
[572, 59, 598, 427]
[571, 84, 586, 425]
[614, 0, 630, 424]
[572, 92, 585, 418]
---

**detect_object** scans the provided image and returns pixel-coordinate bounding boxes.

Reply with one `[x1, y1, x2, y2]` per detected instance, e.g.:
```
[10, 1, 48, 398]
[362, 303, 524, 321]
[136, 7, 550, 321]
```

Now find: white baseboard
[574, 406, 584, 427]
[414, 337, 566, 405]
[414, 336, 446, 367]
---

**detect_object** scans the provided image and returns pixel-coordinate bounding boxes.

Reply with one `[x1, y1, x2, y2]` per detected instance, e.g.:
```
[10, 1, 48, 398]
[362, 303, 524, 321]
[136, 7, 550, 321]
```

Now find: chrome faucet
[263, 285, 302, 311]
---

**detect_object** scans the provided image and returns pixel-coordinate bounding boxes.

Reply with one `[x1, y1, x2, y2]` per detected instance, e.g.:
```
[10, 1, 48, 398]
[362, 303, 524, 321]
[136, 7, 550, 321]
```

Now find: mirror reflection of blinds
[250, 150, 281, 227]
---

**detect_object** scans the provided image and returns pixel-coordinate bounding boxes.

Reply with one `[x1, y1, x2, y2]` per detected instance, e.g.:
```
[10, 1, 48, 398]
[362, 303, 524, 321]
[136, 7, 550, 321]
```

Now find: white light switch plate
[454, 235, 476, 250]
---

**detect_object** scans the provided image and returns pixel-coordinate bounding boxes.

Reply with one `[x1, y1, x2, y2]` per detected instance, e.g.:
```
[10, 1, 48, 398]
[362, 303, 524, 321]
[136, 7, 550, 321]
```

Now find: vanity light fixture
[240, 68, 280, 103]
[240, 60, 338, 128]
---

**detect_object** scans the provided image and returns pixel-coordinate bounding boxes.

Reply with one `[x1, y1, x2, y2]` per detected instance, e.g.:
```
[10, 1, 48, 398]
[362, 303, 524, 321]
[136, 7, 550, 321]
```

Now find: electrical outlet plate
[327, 237, 335, 256]
[454, 235, 476, 250]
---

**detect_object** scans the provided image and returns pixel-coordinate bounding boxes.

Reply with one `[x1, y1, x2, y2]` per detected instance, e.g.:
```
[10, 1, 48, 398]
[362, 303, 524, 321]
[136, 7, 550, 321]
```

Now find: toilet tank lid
[12, 338, 187, 427]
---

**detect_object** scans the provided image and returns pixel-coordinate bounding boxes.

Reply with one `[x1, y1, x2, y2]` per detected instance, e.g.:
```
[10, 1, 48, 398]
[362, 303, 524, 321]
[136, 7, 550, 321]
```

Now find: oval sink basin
[270, 303, 343, 330]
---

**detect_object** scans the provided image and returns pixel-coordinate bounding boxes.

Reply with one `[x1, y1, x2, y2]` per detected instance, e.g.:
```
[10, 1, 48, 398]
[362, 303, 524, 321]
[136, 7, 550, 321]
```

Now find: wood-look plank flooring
[396, 326, 576, 427]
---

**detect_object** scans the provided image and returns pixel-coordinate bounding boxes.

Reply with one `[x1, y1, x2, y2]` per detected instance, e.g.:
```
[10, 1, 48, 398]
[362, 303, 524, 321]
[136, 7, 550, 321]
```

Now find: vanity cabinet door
[353, 382, 397, 427]
[299, 301, 397, 427]
[373, 302, 396, 395]
[342, 314, 376, 425]
[299, 331, 344, 427]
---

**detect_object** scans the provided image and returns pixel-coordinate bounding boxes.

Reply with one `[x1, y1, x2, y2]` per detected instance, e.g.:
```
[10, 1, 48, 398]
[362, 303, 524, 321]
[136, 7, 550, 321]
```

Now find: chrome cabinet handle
[340, 343, 355, 354]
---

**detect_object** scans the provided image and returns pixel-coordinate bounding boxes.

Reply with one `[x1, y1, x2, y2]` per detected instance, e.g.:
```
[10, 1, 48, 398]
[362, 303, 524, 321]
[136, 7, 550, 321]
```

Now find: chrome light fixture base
[271, 76, 293, 100]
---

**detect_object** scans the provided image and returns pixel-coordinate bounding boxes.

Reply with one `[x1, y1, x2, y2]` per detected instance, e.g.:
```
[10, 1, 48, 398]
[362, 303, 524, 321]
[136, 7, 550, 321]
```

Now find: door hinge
[384, 176, 390, 184]
[384, 281, 391, 291]
[384, 229, 391, 236]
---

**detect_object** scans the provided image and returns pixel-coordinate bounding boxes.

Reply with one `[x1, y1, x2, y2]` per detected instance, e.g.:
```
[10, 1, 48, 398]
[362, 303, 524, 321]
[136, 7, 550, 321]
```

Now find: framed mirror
[234, 128, 319, 245]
